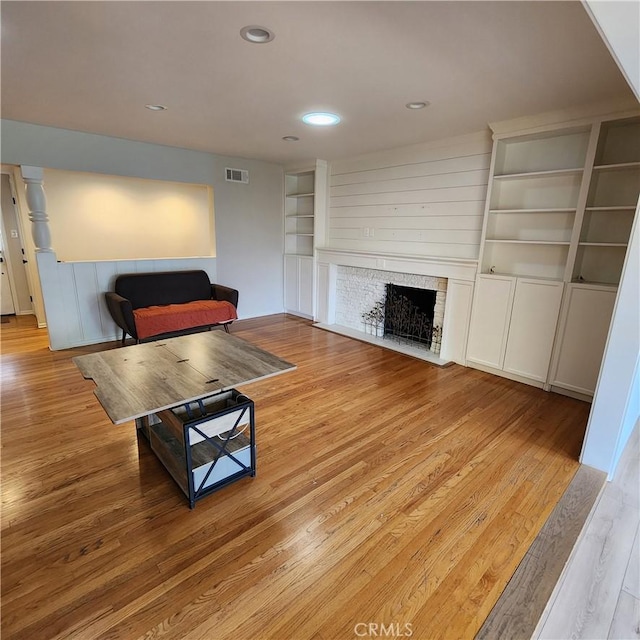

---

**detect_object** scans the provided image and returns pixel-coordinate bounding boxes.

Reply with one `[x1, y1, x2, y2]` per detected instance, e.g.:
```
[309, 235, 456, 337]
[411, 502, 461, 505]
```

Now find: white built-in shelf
[578, 242, 628, 247]
[485, 239, 571, 245]
[484, 271, 563, 282]
[286, 192, 314, 198]
[493, 168, 584, 180]
[489, 208, 577, 214]
[592, 161, 640, 171]
[285, 169, 316, 259]
[571, 278, 619, 286]
[585, 206, 636, 212]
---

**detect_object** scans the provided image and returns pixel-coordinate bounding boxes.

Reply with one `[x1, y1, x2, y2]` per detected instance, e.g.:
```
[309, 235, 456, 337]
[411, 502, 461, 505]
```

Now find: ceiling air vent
[225, 168, 249, 184]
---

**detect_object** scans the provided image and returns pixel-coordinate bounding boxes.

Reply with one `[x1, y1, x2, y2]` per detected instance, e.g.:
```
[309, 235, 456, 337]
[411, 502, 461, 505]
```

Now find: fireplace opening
[384, 284, 436, 347]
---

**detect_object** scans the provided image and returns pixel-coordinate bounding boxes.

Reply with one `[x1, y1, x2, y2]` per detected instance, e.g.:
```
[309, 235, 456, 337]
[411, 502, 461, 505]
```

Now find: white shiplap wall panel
[332, 216, 483, 230]
[40, 256, 218, 349]
[334, 201, 485, 218]
[328, 238, 480, 259]
[331, 152, 490, 186]
[331, 131, 491, 175]
[332, 185, 487, 208]
[332, 228, 481, 244]
[95, 261, 120, 335]
[331, 169, 489, 197]
[73, 262, 104, 342]
[329, 130, 492, 261]
[58, 262, 83, 346]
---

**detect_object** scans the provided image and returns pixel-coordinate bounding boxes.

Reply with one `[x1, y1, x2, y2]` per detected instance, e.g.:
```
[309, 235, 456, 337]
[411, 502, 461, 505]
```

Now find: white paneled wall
[329, 131, 492, 259]
[37, 253, 217, 350]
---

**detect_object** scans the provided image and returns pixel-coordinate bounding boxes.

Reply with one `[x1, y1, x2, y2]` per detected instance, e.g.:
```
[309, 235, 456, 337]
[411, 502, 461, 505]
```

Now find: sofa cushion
[133, 300, 237, 340]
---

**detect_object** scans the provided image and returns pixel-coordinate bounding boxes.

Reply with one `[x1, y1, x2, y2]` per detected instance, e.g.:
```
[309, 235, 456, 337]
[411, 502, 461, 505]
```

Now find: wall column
[20, 165, 52, 252]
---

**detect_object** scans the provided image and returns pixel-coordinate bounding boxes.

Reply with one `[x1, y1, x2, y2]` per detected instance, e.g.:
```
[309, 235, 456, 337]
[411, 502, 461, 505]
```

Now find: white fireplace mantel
[315, 248, 478, 282]
[315, 249, 478, 365]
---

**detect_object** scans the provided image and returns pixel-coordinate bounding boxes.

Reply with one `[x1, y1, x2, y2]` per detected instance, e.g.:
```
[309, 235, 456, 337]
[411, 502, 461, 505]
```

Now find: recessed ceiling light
[406, 101, 430, 110]
[282, 136, 300, 142]
[240, 25, 275, 44]
[302, 112, 341, 126]
[145, 104, 167, 111]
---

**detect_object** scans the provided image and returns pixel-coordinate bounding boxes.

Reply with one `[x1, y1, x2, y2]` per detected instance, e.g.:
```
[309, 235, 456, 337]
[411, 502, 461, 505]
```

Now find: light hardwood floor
[1, 314, 591, 640]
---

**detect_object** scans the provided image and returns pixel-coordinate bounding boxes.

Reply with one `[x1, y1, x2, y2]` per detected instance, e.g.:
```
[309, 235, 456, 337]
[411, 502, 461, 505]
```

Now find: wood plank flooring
[0, 314, 591, 640]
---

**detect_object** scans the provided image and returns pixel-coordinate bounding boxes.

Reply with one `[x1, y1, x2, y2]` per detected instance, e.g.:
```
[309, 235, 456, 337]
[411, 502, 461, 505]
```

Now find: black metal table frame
[136, 390, 256, 508]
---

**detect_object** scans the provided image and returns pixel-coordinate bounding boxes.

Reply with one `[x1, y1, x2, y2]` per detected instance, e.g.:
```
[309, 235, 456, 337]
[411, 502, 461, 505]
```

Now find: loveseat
[105, 270, 238, 345]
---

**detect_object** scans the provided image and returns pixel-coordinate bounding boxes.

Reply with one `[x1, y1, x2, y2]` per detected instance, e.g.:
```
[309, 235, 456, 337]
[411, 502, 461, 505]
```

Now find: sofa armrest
[211, 284, 239, 309]
[105, 292, 137, 339]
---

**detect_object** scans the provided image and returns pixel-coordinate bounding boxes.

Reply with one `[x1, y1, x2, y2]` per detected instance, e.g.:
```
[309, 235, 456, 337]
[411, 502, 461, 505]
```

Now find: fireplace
[316, 250, 479, 365]
[335, 266, 446, 354]
[384, 284, 436, 347]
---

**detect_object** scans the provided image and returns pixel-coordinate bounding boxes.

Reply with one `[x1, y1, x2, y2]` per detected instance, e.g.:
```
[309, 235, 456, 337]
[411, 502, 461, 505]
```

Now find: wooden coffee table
[74, 330, 296, 506]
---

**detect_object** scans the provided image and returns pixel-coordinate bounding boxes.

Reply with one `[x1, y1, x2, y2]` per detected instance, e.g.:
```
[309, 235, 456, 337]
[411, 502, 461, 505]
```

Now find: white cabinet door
[466, 275, 515, 369]
[284, 255, 299, 313]
[503, 279, 564, 382]
[551, 284, 616, 395]
[298, 256, 314, 317]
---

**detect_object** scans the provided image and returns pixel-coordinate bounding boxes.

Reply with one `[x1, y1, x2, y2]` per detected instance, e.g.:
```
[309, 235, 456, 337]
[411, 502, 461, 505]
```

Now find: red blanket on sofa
[133, 300, 237, 340]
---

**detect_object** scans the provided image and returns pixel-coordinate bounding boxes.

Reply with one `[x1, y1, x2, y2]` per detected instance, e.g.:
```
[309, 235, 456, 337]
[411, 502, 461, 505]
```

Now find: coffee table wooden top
[73, 331, 296, 425]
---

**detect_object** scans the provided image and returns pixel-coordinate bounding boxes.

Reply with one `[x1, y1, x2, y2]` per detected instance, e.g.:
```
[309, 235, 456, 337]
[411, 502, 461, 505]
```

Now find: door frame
[0, 169, 34, 315]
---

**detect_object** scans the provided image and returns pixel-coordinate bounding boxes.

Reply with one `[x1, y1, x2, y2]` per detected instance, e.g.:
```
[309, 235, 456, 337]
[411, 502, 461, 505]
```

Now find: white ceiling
[1, 1, 635, 166]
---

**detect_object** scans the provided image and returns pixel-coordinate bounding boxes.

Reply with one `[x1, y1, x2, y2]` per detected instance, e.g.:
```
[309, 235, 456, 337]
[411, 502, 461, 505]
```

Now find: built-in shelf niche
[493, 127, 590, 175]
[572, 245, 628, 285]
[481, 241, 569, 280]
[579, 209, 635, 244]
[572, 116, 640, 285]
[490, 173, 583, 211]
[486, 210, 575, 243]
[594, 117, 640, 166]
[587, 166, 640, 208]
[285, 170, 315, 257]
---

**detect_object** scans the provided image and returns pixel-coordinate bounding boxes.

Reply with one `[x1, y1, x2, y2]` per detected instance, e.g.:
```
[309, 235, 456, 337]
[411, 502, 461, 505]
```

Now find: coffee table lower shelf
[136, 389, 256, 508]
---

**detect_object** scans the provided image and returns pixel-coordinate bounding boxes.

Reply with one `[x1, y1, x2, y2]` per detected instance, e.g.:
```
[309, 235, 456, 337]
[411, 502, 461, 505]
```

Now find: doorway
[0, 173, 33, 317]
[0, 229, 15, 316]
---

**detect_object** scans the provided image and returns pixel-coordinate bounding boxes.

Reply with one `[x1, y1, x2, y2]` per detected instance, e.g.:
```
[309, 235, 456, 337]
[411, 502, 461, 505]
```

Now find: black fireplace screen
[384, 284, 436, 346]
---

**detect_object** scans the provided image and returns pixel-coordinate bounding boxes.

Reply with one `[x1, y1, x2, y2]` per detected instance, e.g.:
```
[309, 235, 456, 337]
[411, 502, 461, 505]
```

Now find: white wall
[0, 119, 284, 322]
[43, 169, 214, 261]
[328, 131, 492, 260]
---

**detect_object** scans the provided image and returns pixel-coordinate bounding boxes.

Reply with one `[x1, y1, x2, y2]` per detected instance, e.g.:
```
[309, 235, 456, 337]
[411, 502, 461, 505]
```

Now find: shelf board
[485, 239, 571, 245]
[482, 271, 563, 282]
[286, 214, 314, 218]
[493, 167, 584, 180]
[578, 242, 628, 247]
[285, 192, 314, 198]
[285, 232, 314, 237]
[571, 278, 619, 287]
[489, 208, 577, 214]
[592, 161, 640, 171]
[584, 206, 636, 212]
